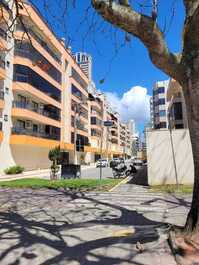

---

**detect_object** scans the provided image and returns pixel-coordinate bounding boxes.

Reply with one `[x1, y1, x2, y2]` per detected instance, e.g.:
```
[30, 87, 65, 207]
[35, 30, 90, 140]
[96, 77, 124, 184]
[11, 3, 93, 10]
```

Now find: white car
[96, 159, 109, 168]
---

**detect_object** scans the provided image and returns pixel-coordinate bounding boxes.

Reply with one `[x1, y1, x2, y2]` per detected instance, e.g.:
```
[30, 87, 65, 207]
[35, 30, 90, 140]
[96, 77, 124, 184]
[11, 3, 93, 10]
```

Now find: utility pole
[99, 121, 104, 180]
[168, 108, 179, 189]
[73, 104, 78, 165]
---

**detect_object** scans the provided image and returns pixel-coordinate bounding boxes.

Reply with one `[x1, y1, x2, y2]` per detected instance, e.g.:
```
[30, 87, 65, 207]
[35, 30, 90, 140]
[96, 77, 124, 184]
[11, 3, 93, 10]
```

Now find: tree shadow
[0, 188, 165, 265]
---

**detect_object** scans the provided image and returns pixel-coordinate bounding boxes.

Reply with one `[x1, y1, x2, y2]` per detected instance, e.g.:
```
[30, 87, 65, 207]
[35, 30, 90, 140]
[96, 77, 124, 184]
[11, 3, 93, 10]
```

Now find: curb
[108, 176, 131, 192]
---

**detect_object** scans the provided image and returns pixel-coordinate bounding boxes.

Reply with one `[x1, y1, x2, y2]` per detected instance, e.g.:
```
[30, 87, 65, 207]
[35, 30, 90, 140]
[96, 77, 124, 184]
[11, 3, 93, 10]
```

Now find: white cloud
[105, 86, 150, 123]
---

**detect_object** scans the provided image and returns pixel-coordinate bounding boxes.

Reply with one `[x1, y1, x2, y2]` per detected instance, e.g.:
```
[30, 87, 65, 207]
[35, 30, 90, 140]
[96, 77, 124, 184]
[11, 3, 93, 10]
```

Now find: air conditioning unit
[25, 120, 32, 129]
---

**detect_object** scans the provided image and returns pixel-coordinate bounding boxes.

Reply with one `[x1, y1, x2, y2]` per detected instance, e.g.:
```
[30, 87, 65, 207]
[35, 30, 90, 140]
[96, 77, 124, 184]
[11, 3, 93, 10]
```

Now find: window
[91, 117, 96, 125]
[158, 98, 165, 105]
[17, 120, 25, 129]
[174, 102, 183, 120]
[159, 122, 167, 128]
[4, 114, 8, 121]
[158, 87, 165, 93]
[33, 124, 38, 132]
[71, 68, 88, 91]
[14, 65, 61, 102]
[6, 61, 10, 68]
[159, 110, 166, 117]
[15, 40, 62, 84]
[5, 87, 9, 94]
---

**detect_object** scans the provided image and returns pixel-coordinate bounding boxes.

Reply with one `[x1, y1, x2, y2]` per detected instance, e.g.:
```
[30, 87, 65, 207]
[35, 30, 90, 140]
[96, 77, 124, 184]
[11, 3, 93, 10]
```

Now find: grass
[0, 178, 121, 191]
[151, 184, 193, 194]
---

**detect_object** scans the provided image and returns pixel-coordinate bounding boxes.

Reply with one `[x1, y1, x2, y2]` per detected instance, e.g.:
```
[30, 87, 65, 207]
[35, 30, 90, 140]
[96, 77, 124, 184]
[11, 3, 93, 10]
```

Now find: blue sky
[31, 0, 185, 133]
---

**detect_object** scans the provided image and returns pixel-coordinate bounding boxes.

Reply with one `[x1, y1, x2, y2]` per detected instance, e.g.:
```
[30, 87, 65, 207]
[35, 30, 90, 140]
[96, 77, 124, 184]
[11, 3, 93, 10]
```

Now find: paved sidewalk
[0, 178, 191, 264]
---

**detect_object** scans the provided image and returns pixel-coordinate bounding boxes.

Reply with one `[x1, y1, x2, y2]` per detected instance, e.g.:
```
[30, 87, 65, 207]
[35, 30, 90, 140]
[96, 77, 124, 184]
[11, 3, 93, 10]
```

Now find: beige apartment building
[146, 79, 194, 185]
[0, 0, 134, 173]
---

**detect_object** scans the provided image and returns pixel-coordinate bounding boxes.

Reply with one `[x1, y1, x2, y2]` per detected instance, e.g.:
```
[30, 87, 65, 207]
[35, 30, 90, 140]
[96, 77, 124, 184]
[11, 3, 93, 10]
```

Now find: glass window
[158, 87, 165, 93]
[174, 102, 183, 120]
[159, 110, 166, 117]
[14, 64, 61, 102]
[15, 40, 62, 84]
[158, 98, 165, 105]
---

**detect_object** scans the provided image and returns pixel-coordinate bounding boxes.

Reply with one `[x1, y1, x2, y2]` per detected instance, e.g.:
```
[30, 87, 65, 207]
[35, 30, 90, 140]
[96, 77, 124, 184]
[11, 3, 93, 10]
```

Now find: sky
[31, 0, 185, 134]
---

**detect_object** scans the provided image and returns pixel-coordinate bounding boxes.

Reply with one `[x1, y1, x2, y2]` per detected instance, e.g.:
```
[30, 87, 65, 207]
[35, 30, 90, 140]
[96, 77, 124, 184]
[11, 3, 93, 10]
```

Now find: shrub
[4, 165, 24, 175]
[48, 146, 61, 180]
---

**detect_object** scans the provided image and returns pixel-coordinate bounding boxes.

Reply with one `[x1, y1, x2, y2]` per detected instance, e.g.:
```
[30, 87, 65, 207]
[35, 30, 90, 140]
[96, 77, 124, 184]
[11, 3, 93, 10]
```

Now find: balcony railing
[0, 91, 4, 100]
[13, 101, 61, 121]
[12, 127, 60, 141]
[0, 28, 7, 40]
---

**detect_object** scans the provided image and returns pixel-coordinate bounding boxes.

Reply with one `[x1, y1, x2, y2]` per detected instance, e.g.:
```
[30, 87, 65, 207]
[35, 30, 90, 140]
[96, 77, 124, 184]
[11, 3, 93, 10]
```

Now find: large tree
[2, 0, 199, 238]
[91, 0, 199, 237]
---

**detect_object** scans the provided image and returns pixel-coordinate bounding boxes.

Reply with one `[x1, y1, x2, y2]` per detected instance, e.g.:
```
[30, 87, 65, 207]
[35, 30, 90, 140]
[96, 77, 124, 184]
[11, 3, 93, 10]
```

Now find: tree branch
[92, 0, 185, 81]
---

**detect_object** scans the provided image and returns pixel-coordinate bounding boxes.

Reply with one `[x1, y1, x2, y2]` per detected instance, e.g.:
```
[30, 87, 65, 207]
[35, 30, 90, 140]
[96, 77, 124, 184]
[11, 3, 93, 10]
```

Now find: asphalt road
[81, 166, 114, 179]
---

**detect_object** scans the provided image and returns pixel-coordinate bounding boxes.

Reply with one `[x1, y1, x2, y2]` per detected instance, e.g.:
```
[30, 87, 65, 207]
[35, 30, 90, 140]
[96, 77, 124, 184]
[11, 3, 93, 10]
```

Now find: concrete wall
[10, 145, 51, 170]
[146, 129, 194, 185]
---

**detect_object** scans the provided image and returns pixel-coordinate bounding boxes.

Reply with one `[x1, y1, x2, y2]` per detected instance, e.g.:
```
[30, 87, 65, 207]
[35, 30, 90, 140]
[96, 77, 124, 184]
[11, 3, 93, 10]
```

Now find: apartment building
[0, 0, 91, 172]
[152, 80, 169, 129]
[167, 79, 188, 129]
[0, 1, 136, 173]
[74, 52, 92, 81]
[119, 123, 131, 158]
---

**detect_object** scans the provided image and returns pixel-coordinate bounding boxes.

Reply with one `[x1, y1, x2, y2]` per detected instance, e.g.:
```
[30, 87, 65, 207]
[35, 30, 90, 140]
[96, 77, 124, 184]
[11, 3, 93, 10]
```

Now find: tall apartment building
[0, 1, 91, 172]
[74, 52, 92, 81]
[0, 1, 137, 173]
[152, 80, 169, 129]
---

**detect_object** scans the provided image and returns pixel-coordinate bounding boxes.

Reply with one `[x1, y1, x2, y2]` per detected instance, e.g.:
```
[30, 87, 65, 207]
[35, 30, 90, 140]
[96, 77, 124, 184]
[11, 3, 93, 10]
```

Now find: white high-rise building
[74, 52, 92, 81]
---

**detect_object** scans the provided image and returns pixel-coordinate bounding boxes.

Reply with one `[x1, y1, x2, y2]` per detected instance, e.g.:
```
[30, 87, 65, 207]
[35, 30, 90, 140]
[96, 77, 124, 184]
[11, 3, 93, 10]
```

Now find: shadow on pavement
[128, 166, 148, 186]
[0, 188, 163, 265]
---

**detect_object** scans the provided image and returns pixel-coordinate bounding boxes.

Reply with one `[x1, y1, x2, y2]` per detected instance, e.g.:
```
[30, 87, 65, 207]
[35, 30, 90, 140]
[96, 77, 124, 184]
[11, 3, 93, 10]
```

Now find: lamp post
[100, 120, 114, 180]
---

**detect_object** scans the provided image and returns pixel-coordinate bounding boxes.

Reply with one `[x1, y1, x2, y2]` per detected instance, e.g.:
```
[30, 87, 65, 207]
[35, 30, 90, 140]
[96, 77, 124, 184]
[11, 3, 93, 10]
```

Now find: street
[82, 166, 114, 179]
[0, 177, 191, 265]
[81, 160, 133, 180]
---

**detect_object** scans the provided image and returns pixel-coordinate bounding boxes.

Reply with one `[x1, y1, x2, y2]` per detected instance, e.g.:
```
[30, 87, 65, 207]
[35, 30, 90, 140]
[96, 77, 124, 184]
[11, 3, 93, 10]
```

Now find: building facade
[152, 80, 169, 129]
[167, 79, 188, 129]
[0, 1, 137, 173]
[74, 52, 92, 81]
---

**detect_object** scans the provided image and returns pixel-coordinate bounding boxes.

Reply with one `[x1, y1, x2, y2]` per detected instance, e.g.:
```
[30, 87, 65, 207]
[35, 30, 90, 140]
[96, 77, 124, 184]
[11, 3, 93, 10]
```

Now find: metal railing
[12, 127, 60, 140]
[13, 101, 61, 121]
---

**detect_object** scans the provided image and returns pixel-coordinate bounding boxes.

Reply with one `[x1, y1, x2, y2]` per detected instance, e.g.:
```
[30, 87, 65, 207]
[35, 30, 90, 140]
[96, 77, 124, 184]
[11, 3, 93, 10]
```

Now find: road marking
[111, 228, 135, 237]
[108, 176, 131, 192]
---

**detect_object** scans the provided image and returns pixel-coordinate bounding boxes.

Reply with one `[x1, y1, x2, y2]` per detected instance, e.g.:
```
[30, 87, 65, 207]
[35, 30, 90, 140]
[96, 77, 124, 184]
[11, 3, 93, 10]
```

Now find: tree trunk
[183, 77, 199, 235]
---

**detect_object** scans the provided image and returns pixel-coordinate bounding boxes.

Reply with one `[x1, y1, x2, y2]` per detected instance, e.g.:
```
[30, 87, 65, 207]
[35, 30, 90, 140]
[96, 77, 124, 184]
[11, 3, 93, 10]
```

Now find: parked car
[96, 159, 109, 168]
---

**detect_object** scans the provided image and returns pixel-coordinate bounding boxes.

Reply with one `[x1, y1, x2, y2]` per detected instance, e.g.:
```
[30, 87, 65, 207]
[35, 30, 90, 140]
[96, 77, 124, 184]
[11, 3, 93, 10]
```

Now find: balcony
[12, 127, 60, 141]
[0, 91, 4, 109]
[0, 28, 7, 50]
[13, 101, 61, 121]
[0, 58, 5, 79]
